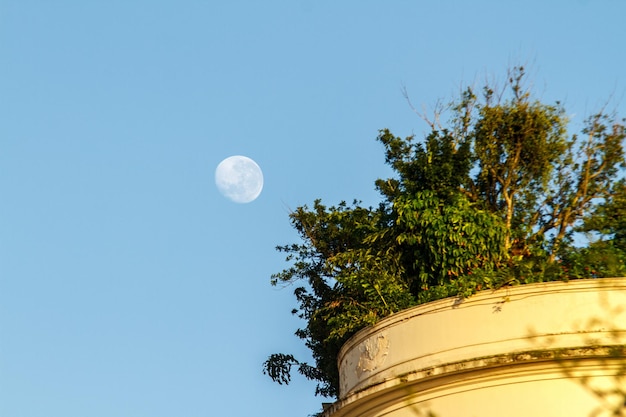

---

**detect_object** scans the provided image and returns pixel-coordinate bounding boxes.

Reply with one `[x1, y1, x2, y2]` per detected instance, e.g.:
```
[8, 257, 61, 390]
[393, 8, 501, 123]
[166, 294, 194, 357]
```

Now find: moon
[215, 155, 264, 203]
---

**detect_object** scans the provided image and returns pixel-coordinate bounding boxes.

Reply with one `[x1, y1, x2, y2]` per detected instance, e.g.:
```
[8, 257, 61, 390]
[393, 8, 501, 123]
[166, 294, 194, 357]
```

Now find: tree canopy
[263, 67, 626, 400]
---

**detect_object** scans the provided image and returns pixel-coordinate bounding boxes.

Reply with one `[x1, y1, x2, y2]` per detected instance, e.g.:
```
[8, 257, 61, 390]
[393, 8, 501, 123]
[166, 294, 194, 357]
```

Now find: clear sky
[1, 1, 625, 416]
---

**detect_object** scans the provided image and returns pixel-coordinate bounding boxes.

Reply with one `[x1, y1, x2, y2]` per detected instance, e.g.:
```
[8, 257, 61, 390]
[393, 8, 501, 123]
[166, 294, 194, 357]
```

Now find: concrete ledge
[327, 278, 626, 417]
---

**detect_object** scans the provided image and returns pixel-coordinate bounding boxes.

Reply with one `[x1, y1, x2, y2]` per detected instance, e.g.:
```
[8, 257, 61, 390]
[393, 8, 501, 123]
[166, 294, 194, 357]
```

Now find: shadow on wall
[525, 281, 626, 417]
[404, 279, 626, 417]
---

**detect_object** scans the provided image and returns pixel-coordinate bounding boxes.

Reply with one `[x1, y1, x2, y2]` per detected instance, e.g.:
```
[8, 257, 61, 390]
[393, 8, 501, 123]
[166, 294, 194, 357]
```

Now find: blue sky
[1, 1, 625, 416]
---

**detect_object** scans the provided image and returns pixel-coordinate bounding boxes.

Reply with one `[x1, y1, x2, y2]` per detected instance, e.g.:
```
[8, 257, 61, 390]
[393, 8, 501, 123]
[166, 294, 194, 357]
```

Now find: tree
[560, 179, 626, 278]
[580, 178, 626, 251]
[264, 200, 414, 397]
[263, 67, 626, 401]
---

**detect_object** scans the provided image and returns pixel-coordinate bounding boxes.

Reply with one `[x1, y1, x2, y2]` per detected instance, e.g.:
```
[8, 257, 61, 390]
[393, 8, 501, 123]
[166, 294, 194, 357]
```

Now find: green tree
[580, 178, 626, 251]
[560, 179, 626, 278]
[264, 200, 414, 397]
[263, 67, 626, 401]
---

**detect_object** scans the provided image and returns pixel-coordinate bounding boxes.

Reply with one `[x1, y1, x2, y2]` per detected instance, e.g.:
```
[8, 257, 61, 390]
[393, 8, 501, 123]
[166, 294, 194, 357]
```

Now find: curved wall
[325, 278, 626, 417]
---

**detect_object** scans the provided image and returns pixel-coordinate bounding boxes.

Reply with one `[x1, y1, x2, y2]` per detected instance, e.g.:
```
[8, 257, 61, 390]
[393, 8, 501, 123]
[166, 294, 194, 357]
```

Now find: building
[323, 278, 626, 417]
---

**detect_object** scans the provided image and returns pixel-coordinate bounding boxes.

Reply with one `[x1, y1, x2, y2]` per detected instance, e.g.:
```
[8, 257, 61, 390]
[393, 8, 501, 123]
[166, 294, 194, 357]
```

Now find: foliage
[263, 200, 415, 397]
[263, 67, 626, 401]
[392, 191, 507, 302]
[579, 179, 626, 251]
[560, 179, 626, 278]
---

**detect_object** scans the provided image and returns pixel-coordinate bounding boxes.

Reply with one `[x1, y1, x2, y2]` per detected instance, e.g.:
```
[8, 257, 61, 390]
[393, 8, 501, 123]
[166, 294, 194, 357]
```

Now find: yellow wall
[325, 278, 626, 417]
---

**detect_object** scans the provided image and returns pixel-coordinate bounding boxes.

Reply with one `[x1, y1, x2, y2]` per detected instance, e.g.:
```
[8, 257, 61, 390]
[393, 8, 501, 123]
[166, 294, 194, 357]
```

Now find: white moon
[215, 155, 264, 203]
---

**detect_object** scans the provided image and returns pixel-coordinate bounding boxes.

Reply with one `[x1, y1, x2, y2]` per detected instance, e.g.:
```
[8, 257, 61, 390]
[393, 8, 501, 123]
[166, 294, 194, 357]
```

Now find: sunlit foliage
[263, 67, 626, 400]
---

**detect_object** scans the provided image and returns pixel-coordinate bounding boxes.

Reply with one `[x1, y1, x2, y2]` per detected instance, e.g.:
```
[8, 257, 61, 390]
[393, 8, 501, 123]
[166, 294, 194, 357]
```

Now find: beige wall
[325, 278, 626, 417]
